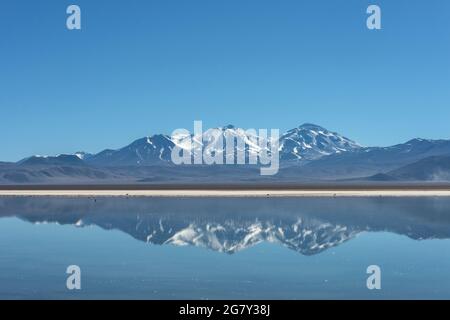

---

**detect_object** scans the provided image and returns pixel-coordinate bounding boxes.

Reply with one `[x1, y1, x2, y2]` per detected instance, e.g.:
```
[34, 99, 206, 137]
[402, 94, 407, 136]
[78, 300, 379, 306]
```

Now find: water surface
[0, 196, 449, 299]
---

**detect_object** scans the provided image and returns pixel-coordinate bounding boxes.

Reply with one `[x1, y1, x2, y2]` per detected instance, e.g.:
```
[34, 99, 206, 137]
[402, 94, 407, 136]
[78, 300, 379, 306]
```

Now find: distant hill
[298, 138, 450, 179]
[18, 155, 86, 167]
[365, 155, 450, 182]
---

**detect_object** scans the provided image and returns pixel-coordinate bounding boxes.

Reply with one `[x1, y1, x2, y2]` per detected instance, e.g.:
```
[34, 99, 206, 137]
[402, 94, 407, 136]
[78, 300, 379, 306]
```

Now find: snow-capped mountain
[84, 123, 359, 167]
[279, 123, 362, 161]
[87, 134, 175, 166]
[74, 151, 93, 160]
[173, 124, 274, 163]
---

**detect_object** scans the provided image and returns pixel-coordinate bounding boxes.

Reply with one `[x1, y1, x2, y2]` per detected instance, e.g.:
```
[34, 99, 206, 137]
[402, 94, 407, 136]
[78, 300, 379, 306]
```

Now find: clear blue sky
[0, 0, 449, 161]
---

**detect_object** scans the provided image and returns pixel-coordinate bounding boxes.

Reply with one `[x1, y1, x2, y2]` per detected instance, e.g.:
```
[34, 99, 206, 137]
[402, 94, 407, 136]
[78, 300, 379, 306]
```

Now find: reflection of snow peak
[10, 196, 450, 257]
[162, 219, 358, 255]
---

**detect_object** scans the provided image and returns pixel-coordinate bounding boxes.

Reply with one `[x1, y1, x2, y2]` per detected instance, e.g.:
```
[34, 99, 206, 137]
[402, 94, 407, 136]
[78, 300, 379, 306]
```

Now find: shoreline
[1, 189, 450, 197]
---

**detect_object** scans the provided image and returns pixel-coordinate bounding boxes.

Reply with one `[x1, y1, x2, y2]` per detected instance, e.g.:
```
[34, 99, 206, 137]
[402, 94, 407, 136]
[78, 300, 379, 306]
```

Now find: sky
[0, 0, 449, 161]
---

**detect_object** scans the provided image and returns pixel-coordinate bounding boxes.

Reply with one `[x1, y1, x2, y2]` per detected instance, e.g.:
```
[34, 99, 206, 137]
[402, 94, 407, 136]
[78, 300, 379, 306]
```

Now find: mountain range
[1, 123, 449, 184]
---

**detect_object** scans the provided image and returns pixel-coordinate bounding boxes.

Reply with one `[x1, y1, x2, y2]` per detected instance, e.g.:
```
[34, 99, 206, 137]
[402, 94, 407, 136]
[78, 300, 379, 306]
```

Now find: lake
[0, 196, 449, 299]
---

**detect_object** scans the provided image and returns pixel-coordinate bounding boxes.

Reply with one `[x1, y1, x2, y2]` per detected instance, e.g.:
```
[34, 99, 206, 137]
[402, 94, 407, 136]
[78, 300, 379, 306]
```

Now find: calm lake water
[0, 196, 450, 300]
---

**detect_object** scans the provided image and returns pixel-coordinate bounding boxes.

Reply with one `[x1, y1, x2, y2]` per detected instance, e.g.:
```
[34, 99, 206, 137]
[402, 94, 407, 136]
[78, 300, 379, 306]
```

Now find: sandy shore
[1, 189, 450, 197]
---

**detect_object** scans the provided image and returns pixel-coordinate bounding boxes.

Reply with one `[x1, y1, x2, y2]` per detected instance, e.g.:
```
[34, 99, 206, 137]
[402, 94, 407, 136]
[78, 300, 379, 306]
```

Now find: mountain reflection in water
[1, 197, 449, 255]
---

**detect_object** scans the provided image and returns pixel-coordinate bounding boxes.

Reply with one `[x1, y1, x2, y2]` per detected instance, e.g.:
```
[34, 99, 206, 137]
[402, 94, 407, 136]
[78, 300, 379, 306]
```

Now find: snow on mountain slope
[17, 154, 86, 166]
[193, 125, 273, 162]
[86, 134, 175, 166]
[279, 123, 362, 161]
[163, 219, 357, 255]
[85, 124, 360, 166]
